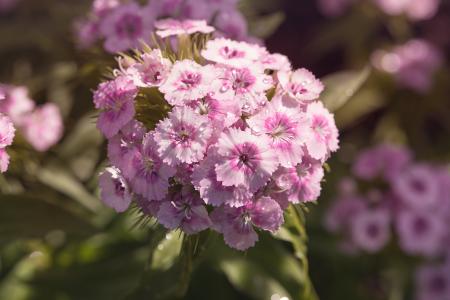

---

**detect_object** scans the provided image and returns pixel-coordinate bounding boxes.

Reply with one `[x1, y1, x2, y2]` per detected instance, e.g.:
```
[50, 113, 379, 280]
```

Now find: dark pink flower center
[413, 216, 429, 235]
[173, 124, 196, 145]
[409, 177, 427, 194]
[312, 117, 330, 139]
[429, 275, 447, 293]
[115, 13, 143, 39]
[179, 72, 202, 90]
[219, 46, 245, 59]
[230, 142, 260, 173]
[289, 83, 308, 95]
[114, 179, 126, 196]
[230, 69, 255, 93]
[264, 113, 296, 141]
[366, 222, 380, 238]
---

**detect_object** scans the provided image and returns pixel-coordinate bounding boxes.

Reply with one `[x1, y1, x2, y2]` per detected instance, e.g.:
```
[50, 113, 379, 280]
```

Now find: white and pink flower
[278, 68, 324, 102]
[159, 60, 217, 106]
[154, 106, 212, 166]
[201, 38, 262, 67]
[155, 19, 214, 38]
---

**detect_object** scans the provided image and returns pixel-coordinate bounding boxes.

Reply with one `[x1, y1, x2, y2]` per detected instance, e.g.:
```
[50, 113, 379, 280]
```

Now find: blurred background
[0, 0, 449, 299]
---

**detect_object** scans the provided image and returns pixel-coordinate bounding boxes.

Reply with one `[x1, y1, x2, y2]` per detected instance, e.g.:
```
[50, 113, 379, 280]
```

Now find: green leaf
[37, 161, 102, 213]
[335, 87, 386, 128]
[0, 194, 96, 243]
[247, 12, 285, 39]
[220, 256, 291, 300]
[151, 232, 183, 271]
[321, 66, 371, 113]
[272, 205, 319, 300]
[127, 234, 197, 300]
[57, 113, 103, 181]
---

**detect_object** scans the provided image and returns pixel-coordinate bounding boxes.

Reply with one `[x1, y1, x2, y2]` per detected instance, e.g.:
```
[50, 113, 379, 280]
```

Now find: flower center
[413, 217, 429, 235]
[220, 46, 245, 59]
[239, 153, 250, 164]
[114, 180, 125, 196]
[180, 72, 201, 89]
[290, 83, 308, 95]
[116, 13, 143, 38]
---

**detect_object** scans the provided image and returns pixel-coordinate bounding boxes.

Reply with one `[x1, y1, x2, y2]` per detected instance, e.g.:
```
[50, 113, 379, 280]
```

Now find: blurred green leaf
[272, 205, 319, 300]
[247, 12, 285, 39]
[335, 87, 386, 128]
[58, 113, 103, 181]
[321, 66, 371, 113]
[28, 245, 147, 300]
[0, 195, 96, 243]
[220, 256, 291, 300]
[37, 161, 102, 213]
[151, 232, 183, 271]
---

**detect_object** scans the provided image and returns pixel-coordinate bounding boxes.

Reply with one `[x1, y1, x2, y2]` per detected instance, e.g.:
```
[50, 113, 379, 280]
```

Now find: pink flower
[92, 0, 119, 17]
[393, 164, 440, 210]
[416, 264, 450, 300]
[277, 68, 324, 102]
[154, 106, 212, 166]
[155, 18, 214, 38]
[273, 157, 324, 203]
[74, 19, 100, 49]
[107, 120, 146, 179]
[374, 0, 440, 21]
[211, 197, 284, 250]
[0, 85, 35, 125]
[129, 133, 176, 201]
[259, 52, 292, 72]
[214, 10, 248, 40]
[396, 209, 445, 257]
[20, 103, 63, 152]
[179, 0, 213, 21]
[352, 144, 412, 181]
[0, 114, 15, 148]
[100, 3, 155, 53]
[157, 189, 211, 234]
[159, 60, 217, 106]
[214, 66, 272, 113]
[0, 0, 20, 13]
[324, 196, 367, 233]
[372, 39, 442, 93]
[215, 128, 278, 192]
[0, 148, 10, 173]
[350, 208, 391, 253]
[201, 38, 262, 67]
[192, 148, 252, 207]
[0, 113, 14, 173]
[187, 94, 241, 129]
[98, 166, 132, 212]
[303, 101, 339, 161]
[146, 0, 183, 17]
[93, 76, 138, 138]
[126, 49, 172, 88]
[317, 0, 355, 17]
[247, 96, 306, 167]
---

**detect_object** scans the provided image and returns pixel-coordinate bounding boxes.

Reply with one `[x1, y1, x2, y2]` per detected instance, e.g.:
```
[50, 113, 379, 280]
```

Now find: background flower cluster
[76, 0, 257, 53]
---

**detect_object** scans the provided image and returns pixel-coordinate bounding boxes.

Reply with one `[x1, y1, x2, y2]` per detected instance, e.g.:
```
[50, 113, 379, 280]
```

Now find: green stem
[287, 205, 320, 300]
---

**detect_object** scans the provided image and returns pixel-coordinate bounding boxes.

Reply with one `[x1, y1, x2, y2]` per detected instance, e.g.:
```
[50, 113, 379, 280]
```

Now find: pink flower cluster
[76, 0, 253, 53]
[0, 92, 15, 173]
[318, 0, 440, 20]
[372, 39, 442, 93]
[95, 20, 339, 250]
[0, 84, 64, 153]
[325, 144, 450, 299]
